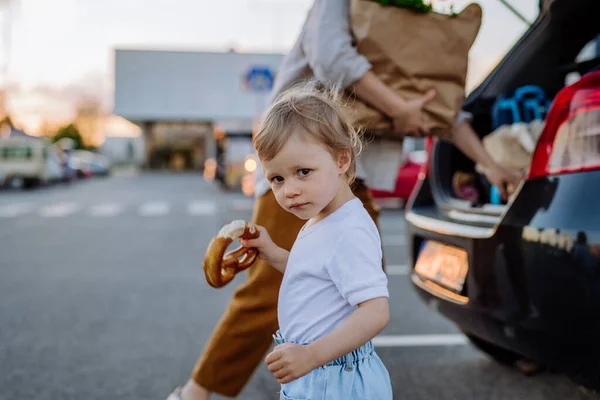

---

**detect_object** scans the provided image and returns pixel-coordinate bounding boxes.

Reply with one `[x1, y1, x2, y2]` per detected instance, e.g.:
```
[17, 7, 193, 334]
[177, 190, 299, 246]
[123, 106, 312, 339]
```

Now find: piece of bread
[203, 220, 260, 288]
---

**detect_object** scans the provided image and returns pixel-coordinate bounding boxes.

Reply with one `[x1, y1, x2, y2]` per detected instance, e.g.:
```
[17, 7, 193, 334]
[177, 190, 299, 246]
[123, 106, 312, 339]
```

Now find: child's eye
[298, 169, 311, 177]
[270, 176, 284, 183]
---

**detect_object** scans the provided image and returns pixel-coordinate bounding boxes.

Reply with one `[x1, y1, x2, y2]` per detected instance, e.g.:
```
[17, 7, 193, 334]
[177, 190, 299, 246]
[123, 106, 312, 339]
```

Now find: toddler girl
[241, 81, 393, 399]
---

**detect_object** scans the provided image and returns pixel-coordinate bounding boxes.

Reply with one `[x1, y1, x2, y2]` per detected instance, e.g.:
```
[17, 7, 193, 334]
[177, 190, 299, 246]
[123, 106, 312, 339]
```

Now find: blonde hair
[253, 81, 363, 183]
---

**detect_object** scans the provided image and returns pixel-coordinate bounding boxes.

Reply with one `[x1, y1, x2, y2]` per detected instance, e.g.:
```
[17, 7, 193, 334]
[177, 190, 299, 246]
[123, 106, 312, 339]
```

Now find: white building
[98, 116, 145, 165]
[100, 136, 145, 165]
[113, 48, 283, 170]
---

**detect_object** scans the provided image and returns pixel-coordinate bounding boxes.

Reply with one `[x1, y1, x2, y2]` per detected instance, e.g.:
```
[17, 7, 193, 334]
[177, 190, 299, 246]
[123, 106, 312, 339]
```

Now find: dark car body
[405, 0, 600, 389]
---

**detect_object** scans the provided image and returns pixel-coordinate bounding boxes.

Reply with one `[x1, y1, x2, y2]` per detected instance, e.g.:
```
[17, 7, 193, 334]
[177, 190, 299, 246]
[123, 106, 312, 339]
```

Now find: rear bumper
[406, 172, 600, 381]
[410, 267, 600, 386]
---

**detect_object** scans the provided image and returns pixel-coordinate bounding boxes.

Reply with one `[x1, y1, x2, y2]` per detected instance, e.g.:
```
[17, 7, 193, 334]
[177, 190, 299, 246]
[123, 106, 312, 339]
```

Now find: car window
[564, 37, 600, 86]
[2, 146, 33, 160]
[441, 1, 541, 93]
[575, 38, 599, 63]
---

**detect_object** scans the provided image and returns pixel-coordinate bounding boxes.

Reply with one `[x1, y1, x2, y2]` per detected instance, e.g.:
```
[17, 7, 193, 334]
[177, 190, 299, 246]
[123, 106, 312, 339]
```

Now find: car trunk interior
[429, 0, 600, 223]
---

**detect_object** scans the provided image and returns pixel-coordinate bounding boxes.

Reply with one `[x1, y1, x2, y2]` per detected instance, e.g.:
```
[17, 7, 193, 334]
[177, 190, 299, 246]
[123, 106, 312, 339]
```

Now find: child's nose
[284, 183, 300, 197]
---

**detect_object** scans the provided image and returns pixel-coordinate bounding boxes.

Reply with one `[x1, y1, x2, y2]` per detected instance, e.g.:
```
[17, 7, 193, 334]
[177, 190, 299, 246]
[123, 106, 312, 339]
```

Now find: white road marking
[188, 201, 217, 216]
[231, 199, 254, 211]
[386, 264, 410, 275]
[89, 203, 124, 217]
[0, 203, 35, 218]
[39, 202, 80, 218]
[373, 334, 468, 347]
[139, 201, 171, 216]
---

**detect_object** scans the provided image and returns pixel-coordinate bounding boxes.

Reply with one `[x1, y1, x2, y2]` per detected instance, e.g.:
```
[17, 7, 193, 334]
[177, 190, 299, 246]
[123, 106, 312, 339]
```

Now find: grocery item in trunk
[476, 120, 545, 175]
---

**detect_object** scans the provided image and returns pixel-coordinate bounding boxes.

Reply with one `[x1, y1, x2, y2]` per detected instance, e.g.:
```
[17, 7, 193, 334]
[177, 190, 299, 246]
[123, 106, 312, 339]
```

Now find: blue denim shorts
[273, 330, 393, 400]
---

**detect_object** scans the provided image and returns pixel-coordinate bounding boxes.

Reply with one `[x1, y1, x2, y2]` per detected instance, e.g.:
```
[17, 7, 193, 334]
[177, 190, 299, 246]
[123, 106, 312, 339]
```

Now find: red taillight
[528, 71, 600, 179]
[420, 136, 435, 179]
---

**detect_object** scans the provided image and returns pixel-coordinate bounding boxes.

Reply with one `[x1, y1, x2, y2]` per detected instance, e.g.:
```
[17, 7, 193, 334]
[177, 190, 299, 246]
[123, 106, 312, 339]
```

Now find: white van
[0, 137, 65, 188]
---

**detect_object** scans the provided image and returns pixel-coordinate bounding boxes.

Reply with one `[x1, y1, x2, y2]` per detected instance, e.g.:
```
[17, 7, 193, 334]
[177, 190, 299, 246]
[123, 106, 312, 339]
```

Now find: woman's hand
[484, 164, 523, 200]
[450, 119, 524, 201]
[391, 88, 437, 137]
[241, 225, 289, 273]
[352, 71, 436, 137]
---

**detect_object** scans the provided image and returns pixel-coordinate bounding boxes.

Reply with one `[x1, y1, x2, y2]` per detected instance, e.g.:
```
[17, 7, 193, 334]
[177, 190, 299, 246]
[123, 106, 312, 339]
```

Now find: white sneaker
[166, 387, 182, 400]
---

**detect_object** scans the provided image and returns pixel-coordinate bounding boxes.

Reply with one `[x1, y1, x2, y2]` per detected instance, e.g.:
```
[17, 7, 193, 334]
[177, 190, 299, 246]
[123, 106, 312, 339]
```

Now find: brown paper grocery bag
[346, 1, 483, 136]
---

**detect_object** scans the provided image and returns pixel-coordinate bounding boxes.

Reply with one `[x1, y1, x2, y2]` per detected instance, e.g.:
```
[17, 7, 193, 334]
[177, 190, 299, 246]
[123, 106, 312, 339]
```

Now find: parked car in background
[221, 136, 254, 191]
[406, 0, 600, 391]
[77, 150, 111, 177]
[205, 134, 255, 193]
[68, 152, 92, 179]
[370, 137, 426, 204]
[0, 136, 65, 188]
[89, 156, 112, 177]
[69, 150, 111, 178]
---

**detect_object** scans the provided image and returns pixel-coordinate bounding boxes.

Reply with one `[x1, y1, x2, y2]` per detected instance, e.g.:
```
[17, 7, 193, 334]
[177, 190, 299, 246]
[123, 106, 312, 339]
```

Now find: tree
[52, 123, 84, 149]
[75, 97, 106, 148]
[0, 115, 13, 128]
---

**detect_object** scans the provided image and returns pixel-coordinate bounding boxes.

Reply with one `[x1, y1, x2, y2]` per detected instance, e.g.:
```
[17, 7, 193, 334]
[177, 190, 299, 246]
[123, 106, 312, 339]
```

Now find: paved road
[0, 173, 593, 400]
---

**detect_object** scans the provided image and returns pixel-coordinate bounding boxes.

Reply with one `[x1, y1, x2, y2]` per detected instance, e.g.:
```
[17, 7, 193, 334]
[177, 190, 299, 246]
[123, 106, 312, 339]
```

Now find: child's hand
[240, 225, 288, 271]
[265, 342, 319, 384]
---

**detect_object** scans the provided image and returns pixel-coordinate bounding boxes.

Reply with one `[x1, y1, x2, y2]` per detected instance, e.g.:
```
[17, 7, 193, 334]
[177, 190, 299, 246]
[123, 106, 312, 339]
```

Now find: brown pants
[192, 181, 381, 397]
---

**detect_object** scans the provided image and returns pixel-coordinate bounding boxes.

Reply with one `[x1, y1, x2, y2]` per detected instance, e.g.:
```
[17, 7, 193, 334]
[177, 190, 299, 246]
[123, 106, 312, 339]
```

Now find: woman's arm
[452, 119, 523, 199]
[451, 118, 497, 172]
[353, 71, 436, 136]
[301, 0, 372, 90]
[303, 0, 434, 135]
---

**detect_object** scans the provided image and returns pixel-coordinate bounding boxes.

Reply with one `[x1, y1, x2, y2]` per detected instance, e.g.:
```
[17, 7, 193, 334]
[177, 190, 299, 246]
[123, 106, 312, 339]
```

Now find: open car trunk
[426, 0, 600, 227]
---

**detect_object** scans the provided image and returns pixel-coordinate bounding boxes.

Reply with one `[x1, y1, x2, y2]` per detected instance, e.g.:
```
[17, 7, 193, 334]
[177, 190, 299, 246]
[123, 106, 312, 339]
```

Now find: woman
[168, 1, 520, 399]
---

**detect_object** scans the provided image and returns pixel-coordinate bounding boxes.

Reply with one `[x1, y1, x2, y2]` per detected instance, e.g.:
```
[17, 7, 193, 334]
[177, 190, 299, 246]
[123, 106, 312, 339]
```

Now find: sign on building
[243, 66, 275, 93]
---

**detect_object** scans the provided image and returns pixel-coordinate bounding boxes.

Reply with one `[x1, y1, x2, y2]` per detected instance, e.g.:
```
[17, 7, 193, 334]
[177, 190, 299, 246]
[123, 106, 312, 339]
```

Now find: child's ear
[337, 149, 351, 175]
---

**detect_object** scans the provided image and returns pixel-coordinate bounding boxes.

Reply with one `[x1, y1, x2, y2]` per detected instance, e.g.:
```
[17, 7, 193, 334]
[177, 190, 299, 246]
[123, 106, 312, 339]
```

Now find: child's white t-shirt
[278, 197, 389, 344]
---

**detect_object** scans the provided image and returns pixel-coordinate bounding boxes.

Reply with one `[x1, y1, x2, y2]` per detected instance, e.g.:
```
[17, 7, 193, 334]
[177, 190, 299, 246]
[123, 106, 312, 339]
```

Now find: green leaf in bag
[370, 0, 434, 13]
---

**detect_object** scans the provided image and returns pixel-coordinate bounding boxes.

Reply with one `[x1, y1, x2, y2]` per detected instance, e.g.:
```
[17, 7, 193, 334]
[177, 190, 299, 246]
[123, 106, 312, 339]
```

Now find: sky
[0, 0, 540, 133]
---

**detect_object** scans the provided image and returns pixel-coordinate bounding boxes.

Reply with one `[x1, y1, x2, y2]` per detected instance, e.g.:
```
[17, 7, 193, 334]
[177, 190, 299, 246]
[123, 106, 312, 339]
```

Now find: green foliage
[0, 115, 14, 128]
[51, 123, 95, 150]
[450, 4, 458, 17]
[371, 0, 433, 13]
